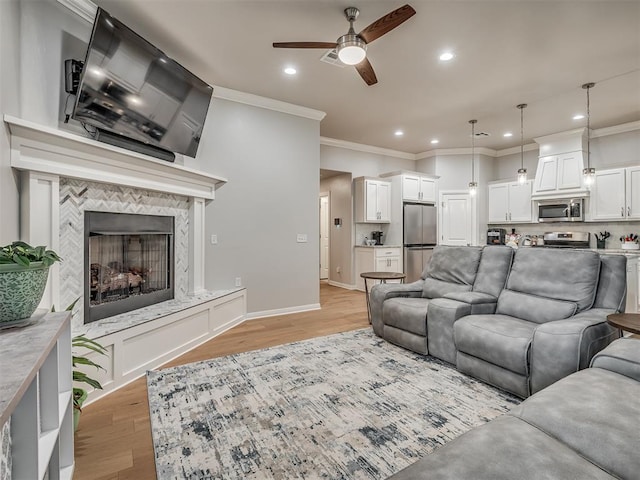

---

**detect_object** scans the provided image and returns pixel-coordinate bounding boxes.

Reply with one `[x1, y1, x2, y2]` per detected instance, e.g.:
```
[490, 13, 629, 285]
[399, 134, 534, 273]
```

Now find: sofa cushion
[591, 337, 640, 382]
[422, 245, 482, 285]
[504, 248, 600, 312]
[454, 314, 537, 375]
[510, 367, 640, 480]
[383, 297, 430, 336]
[593, 254, 627, 310]
[388, 415, 616, 480]
[422, 278, 472, 299]
[472, 246, 514, 298]
[495, 289, 578, 324]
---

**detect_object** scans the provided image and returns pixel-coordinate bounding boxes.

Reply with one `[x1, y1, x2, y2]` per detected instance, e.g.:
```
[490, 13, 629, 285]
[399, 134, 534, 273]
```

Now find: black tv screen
[73, 8, 213, 158]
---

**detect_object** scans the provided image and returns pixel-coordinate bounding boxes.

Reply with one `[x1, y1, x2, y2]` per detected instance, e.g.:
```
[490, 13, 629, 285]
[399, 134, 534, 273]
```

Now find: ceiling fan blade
[355, 58, 378, 86]
[358, 4, 416, 44]
[273, 42, 338, 49]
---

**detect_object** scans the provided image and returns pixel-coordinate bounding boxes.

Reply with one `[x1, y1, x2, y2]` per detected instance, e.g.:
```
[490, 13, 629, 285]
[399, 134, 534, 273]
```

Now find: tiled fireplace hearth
[6, 116, 247, 403]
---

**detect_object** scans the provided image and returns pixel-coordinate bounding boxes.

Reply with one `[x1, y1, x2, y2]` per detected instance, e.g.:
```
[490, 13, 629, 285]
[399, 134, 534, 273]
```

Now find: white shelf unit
[3, 313, 73, 480]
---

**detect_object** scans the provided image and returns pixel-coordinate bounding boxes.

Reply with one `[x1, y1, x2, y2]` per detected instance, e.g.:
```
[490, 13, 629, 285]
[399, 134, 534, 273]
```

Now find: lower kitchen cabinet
[355, 246, 402, 291]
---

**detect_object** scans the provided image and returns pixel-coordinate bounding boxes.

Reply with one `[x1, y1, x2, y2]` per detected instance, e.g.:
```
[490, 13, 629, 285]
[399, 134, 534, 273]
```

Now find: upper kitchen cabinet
[355, 177, 391, 223]
[532, 129, 590, 201]
[401, 174, 436, 203]
[590, 166, 640, 221]
[488, 180, 533, 223]
[534, 153, 583, 193]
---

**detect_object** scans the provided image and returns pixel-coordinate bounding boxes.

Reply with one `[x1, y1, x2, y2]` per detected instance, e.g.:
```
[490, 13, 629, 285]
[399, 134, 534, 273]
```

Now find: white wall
[197, 98, 321, 315]
[0, 0, 22, 244]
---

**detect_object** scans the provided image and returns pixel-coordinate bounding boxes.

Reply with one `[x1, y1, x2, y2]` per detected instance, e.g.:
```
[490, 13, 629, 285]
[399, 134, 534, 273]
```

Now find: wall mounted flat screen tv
[73, 8, 213, 159]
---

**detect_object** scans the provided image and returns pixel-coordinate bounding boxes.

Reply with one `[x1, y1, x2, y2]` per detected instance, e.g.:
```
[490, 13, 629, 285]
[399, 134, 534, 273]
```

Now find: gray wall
[320, 144, 415, 178]
[197, 98, 321, 314]
[0, 0, 22, 244]
[320, 173, 353, 286]
[493, 149, 539, 183]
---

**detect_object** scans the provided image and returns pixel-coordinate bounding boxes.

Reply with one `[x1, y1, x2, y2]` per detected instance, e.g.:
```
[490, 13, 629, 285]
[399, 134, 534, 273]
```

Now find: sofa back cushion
[496, 289, 578, 323]
[594, 254, 627, 311]
[473, 246, 514, 298]
[421, 246, 482, 298]
[496, 248, 600, 322]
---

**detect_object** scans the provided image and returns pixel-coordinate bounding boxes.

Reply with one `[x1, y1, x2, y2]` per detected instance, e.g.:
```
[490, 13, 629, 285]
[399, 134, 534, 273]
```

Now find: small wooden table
[607, 313, 640, 335]
[360, 271, 406, 323]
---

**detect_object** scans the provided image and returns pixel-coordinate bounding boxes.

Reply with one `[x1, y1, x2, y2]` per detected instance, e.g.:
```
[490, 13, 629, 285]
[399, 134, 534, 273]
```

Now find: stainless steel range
[541, 232, 590, 248]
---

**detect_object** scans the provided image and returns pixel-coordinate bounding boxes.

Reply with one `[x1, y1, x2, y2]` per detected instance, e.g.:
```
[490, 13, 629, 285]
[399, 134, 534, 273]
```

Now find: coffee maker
[371, 231, 384, 245]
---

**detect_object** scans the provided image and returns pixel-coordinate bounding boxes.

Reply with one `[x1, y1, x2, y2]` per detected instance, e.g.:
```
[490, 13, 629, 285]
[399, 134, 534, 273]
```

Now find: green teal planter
[0, 262, 50, 323]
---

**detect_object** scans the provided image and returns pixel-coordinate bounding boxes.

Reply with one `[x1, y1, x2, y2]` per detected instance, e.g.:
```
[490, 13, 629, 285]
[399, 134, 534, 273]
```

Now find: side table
[360, 271, 406, 323]
[607, 313, 640, 336]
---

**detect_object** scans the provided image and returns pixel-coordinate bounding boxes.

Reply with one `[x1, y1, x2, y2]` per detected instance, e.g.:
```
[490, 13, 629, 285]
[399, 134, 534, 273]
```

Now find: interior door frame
[437, 190, 478, 246]
[319, 192, 330, 280]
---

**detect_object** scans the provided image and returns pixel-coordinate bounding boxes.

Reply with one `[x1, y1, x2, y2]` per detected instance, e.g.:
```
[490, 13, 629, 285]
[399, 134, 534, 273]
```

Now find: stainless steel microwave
[537, 199, 584, 222]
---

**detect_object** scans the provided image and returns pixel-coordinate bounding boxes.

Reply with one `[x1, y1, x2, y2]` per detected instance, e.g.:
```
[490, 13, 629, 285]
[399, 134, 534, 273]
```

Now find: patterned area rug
[147, 329, 519, 479]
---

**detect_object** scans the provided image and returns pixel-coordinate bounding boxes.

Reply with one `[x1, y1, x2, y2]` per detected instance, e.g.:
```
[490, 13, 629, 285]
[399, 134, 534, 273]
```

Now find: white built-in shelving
[0, 312, 73, 479]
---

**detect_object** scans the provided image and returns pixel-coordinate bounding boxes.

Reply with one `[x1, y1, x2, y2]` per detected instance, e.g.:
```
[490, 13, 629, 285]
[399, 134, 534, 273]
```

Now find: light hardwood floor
[73, 283, 368, 479]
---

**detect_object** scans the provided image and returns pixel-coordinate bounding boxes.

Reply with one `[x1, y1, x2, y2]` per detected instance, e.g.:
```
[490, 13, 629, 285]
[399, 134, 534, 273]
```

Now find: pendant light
[516, 103, 528, 184]
[469, 119, 478, 196]
[582, 82, 596, 186]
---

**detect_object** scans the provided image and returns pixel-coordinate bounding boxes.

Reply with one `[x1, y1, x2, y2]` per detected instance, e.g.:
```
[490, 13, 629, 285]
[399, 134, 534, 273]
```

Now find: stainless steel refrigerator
[404, 203, 437, 283]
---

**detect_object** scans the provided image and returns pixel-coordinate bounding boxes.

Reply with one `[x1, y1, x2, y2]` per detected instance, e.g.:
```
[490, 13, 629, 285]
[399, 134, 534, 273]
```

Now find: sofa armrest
[370, 281, 424, 336]
[529, 308, 620, 394]
[591, 338, 640, 382]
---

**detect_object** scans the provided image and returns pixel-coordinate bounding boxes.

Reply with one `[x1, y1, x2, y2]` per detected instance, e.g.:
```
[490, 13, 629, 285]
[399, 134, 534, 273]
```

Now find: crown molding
[213, 86, 326, 121]
[592, 120, 640, 138]
[320, 137, 415, 160]
[415, 147, 498, 160]
[56, 0, 97, 23]
[495, 143, 539, 157]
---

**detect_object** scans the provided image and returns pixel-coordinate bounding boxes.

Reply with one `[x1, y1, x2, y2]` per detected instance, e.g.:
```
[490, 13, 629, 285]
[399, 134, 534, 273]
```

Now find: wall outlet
[210, 234, 218, 244]
[296, 233, 308, 243]
[235, 277, 242, 287]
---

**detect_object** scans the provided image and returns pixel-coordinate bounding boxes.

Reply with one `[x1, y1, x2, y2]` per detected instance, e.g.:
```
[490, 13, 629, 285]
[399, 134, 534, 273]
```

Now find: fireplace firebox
[84, 211, 175, 323]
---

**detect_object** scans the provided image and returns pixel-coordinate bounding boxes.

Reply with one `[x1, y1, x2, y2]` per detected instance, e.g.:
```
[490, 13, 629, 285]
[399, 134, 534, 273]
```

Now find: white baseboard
[328, 280, 357, 290]
[246, 303, 321, 320]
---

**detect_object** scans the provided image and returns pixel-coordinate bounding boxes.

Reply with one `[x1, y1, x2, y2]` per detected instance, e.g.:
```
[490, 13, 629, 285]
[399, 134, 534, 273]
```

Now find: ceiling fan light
[337, 35, 366, 65]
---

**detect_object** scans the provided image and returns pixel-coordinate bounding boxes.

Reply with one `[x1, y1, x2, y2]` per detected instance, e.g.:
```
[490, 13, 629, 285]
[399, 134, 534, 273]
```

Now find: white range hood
[531, 128, 590, 200]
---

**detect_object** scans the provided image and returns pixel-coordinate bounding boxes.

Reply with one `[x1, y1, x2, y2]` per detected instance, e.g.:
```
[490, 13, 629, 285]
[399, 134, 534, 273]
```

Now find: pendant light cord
[582, 82, 595, 170]
[469, 119, 477, 183]
[520, 105, 525, 169]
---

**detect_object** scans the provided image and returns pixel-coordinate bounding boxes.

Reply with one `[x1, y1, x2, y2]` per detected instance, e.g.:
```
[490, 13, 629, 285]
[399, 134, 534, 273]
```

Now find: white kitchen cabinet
[488, 180, 533, 223]
[355, 177, 391, 223]
[626, 256, 639, 314]
[590, 167, 640, 221]
[402, 174, 436, 203]
[354, 246, 402, 291]
[534, 152, 583, 193]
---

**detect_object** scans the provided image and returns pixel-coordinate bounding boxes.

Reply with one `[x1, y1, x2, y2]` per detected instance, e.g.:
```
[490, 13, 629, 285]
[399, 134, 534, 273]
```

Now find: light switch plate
[210, 234, 218, 244]
[296, 234, 308, 243]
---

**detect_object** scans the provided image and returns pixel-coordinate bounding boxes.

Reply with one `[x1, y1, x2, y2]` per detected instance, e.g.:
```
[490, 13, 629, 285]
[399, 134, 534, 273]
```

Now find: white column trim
[189, 197, 207, 295]
[20, 171, 61, 309]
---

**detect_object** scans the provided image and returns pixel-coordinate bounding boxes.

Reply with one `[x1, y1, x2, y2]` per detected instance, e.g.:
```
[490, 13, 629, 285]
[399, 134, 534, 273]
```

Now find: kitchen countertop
[355, 244, 403, 248]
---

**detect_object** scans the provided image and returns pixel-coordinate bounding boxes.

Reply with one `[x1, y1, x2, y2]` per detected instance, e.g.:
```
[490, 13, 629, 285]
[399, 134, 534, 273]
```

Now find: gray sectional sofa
[370, 245, 627, 398]
[388, 337, 640, 480]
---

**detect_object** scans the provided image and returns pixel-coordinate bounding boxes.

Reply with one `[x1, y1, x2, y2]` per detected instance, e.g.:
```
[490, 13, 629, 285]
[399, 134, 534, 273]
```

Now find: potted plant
[0, 241, 61, 323]
[72, 334, 107, 431]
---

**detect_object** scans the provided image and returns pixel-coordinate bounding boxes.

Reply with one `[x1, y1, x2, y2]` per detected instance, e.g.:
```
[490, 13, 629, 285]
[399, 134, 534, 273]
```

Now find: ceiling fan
[273, 4, 416, 86]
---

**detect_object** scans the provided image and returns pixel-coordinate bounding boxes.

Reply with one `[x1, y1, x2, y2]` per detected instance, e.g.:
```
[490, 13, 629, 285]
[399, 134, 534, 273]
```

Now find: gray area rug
[147, 329, 520, 479]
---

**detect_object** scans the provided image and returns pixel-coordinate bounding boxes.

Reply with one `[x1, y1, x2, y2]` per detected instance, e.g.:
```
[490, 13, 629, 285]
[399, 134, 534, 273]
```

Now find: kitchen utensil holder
[596, 239, 606, 249]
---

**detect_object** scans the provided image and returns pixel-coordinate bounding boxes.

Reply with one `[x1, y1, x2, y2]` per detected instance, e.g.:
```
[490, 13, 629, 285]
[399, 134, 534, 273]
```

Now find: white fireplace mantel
[5, 115, 225, 307]
[4, 115, 227, 200]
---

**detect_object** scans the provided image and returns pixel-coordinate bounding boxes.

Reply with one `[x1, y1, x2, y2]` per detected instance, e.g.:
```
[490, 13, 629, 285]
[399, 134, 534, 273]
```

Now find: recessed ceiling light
[573, 114, 585, 120]
[503, 132, 513, 137]
[430, 139, 439, 144]
[284, 67, 297, 75]
[394, 130, 404, 136]
[439, 52, 454, 61]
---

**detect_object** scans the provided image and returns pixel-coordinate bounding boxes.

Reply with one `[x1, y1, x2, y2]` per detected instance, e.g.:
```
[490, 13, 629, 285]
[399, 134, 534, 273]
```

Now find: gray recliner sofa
[388, 337, 640, 480]
[370, 246, 513, 356]
[371, 246, 626, 398]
